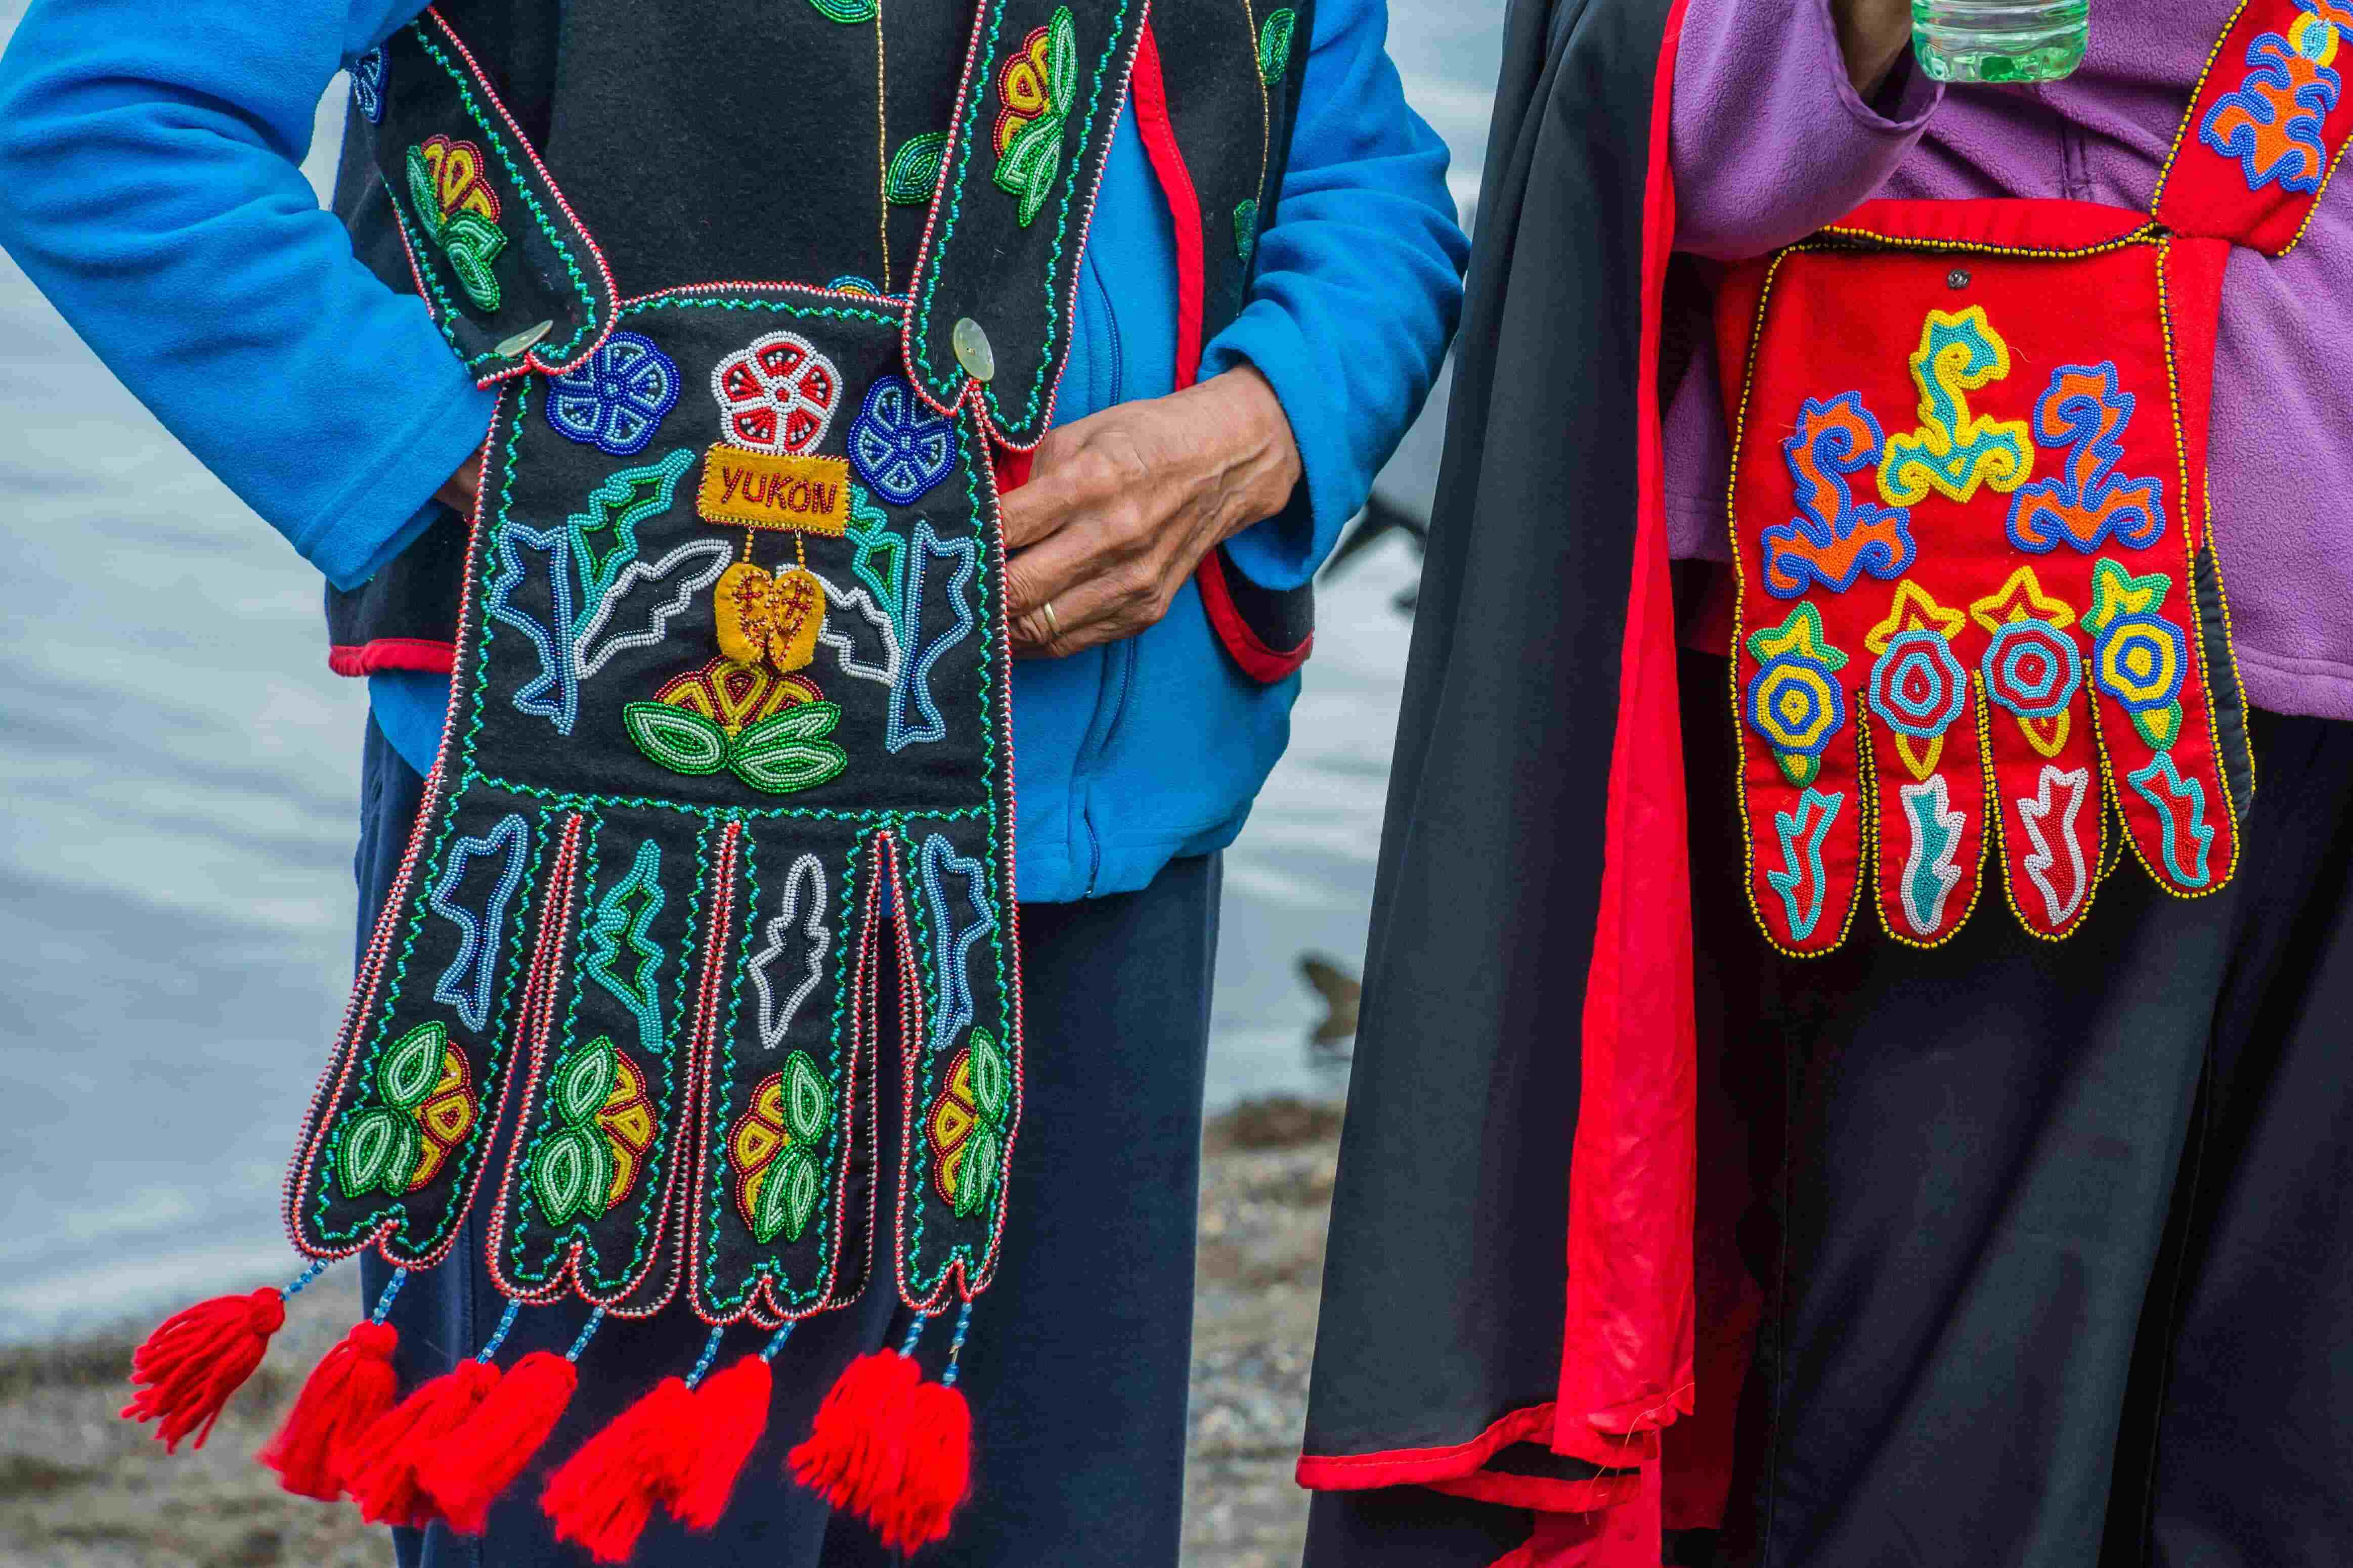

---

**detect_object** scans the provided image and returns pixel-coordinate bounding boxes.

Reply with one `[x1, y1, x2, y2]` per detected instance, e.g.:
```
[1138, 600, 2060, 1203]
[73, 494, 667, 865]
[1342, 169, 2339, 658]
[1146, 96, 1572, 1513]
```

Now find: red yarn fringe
[878, 1378, 972, 1552]
[256, 1319, 399, 1500]
[541, 1375, 695, 1564]
[120, 1287, 287, 1453]
[669, 1354, 774, 1531]
[342, 1358, 500, 1528]
[787, 1350, 922, 1515]
[420, 1349, 580, 1536]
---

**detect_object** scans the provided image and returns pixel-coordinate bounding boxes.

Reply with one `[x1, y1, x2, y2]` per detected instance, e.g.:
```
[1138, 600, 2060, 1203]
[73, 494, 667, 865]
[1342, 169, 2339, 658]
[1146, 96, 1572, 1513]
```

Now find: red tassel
[121, 1287, 287, 1453]
[541, 1375, 697, 1564]
[342, 1358, 500, 1528]
[669, 1354, 773, 1531]
[786, 1350, 922, 1515]
[418, 1350, 579, 1536]
[255, 1320, 399, 1500]
[874, 1378, 972, 1553]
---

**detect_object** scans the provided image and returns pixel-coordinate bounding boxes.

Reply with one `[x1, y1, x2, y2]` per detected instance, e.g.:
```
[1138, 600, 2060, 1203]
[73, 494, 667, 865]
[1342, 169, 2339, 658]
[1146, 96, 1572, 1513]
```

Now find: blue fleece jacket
[0, 0, 1463, 903]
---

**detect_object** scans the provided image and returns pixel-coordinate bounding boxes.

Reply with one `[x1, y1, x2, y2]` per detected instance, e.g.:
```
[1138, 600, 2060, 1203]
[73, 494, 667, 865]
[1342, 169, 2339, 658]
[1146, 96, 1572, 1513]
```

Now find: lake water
[0, 1, 1499, 1341]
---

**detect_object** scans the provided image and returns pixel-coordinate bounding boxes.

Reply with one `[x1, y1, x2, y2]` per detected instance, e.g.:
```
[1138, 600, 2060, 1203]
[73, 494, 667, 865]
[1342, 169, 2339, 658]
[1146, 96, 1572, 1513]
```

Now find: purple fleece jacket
[1667, 0, 2353, 723]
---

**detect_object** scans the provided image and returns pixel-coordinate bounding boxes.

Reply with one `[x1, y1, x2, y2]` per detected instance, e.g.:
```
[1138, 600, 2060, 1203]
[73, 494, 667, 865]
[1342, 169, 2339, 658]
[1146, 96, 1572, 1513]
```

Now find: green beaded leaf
[729, 703, 849, 795]
[404, 145, 441, 235]
[955, 1125, 1000, 1219]
[807, 0, 878, 20]
[1233, 199, 1258, 261]
[338, 1108, 421, 1201]
[967, 1025, 1010, 1122]
[1045, 6, 1080, 113]
[438, 210, 507, 313]
[783, 1050, 832, 1143]
[886, 131, 949, 206]
[992, 114, 1068, 230]
[531, 1124, 614, 1226]
[624, 701, 729, 776]
[753, 1146, 823, 1244]
[1257, 8, 1297, 84]
[553, 1035, 619, 1126]
[378, 1020, 448, 1110]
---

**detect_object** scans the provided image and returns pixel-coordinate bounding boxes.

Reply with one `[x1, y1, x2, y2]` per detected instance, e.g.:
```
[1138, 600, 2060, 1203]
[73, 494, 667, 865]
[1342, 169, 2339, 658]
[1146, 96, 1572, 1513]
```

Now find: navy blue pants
[354, 719, 1220, 1566]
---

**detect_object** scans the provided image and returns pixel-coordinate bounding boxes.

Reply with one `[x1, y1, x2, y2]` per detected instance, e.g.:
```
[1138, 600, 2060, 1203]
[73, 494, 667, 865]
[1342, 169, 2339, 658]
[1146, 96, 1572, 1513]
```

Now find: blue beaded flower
[848, 375, 957, 504]
[545, 332, 682, 457]
[351, 48, 386, 125]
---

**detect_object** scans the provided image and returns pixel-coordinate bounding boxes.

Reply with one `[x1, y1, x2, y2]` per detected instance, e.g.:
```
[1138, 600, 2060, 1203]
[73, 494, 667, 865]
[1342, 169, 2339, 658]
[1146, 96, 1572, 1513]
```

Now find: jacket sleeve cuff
[295, 372, 497, 593]
[1201, 321, 1341, 594]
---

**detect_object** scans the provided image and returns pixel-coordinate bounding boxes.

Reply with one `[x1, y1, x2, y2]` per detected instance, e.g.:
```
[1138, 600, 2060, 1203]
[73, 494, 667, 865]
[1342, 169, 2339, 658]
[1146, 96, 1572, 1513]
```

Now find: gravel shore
[0, 1097, 1341, 1568]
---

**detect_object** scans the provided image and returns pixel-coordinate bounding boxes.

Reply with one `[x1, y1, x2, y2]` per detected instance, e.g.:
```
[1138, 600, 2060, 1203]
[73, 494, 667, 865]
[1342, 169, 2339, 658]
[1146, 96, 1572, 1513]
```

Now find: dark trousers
[1307, 669, 2353, 1568]
[354, 718, 1221, 1567]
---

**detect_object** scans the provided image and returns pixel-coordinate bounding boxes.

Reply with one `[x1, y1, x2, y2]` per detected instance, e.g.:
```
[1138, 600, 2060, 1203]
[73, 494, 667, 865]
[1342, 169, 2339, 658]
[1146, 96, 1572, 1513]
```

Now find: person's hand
[1829, 0, 1913, 98]
[434, 442, 487, 519]
[998, 366, 1302, 658]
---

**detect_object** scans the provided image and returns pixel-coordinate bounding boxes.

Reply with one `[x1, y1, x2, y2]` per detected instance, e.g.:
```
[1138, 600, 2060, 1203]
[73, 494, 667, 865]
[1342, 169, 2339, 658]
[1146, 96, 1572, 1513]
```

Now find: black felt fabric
[354, 721, 1232, 1565]
[364, 15, 618, 378]
[902, 0, 1153, 444]
[1299, 0, 1674, 1472]
[296, 290, 1021, 1321]
[325, 0, 1313, 654]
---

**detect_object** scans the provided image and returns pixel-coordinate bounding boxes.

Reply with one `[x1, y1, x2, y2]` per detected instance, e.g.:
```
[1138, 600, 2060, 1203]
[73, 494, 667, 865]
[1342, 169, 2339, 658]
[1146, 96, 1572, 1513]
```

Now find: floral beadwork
[350, 48, 387, 124]
[728, 1053, 833, 1243]
[565, 449, 696, 609]
[1235, 199, 1258, 261]
[2126, 752, 2217, 889]
[546, 332, 684, 458]
[2199, 6, 2353, 194]
[405, 135, 507, 313]
[887, 525, 979, 752]
[1895, 776, 1968, 936]
[1764, 392, 1916, 598]
[1765, 787, 1844, 943]
[334, 1021, 477, 1199]
[623, 658, 847, 794]
[426, 813, 531, 1032]
[486, 523, 582, 735]
[528, 1034, 656, 1225]
[748, 853, 830, 1051]
[711, 332, 844, 456]
[925, 1026, 1011, 1218]
[1878, 306, 2034, 507]
[2006, 363, 2166, 555]
[848, 376, 958, 504]
[886, 132, 949, 207]
[992, 7, 1079, 228]
[1867, 629, 1967, 782]
[1743, 602, 1850, 786]
[1257, 7, 1298, 83]
[2085, 558, 2188, 749]
[2017, 764, 2095, 926]
[584, 839, 668, 1056]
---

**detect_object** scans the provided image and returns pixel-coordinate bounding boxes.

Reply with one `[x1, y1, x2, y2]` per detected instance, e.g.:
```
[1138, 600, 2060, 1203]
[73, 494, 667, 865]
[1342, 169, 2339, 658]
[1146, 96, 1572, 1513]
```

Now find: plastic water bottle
[1912, 0, 2089, 83]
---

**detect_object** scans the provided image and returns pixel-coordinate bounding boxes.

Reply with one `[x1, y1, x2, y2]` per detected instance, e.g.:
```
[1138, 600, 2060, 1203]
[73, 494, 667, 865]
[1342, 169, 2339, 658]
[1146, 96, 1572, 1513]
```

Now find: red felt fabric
[2154, 0, 2353, 256]
[1549, 1, 1697, 1553]
[1130, 21, 1206, 392]
[327, 637, 457, 677]
[1718, 208, 2239, 956]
